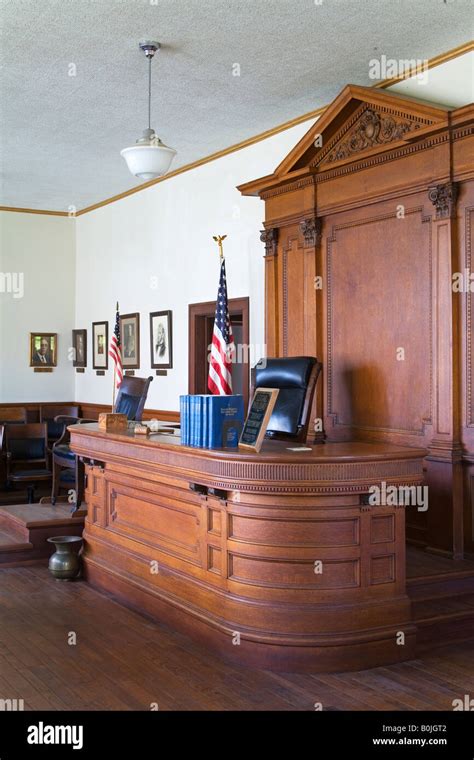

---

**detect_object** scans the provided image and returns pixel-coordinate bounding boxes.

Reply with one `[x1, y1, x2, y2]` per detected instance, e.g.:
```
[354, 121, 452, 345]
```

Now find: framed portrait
[72, 329, 87, 368]
[150, 310, 173, 369]
[120, 312, 140, 369]
[29, 333, 57, 367]
[92, 321, 108, 370]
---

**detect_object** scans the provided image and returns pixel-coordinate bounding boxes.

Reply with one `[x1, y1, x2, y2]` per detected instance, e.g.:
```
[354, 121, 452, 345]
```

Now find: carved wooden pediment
[314, 104, 422, 167]
[238, 84, 449, 196]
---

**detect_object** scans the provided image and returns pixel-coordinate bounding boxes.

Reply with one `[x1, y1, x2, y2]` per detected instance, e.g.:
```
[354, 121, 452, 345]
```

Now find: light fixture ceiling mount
[120, 40, 177, 181]
[139, 40, 160, 58]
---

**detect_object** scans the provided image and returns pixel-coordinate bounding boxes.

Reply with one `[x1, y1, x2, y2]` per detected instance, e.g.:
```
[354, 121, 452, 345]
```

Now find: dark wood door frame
[188, 297, 250, 409]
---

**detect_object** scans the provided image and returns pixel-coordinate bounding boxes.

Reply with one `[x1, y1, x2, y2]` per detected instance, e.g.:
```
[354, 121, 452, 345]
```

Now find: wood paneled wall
[0, 401, 179, 424]
[240, 84, 474, 558]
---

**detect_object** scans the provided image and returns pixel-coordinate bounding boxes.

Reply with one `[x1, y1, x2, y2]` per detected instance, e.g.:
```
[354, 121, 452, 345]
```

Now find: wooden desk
[70, 424, 425, 672]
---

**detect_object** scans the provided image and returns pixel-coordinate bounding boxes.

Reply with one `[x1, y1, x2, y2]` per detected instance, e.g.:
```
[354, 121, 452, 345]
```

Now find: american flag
[109, 306, 123, 388]
[208, 259, 235, 395]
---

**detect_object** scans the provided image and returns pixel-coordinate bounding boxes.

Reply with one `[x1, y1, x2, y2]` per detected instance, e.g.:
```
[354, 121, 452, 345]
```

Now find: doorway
[188, 297, 250, 410]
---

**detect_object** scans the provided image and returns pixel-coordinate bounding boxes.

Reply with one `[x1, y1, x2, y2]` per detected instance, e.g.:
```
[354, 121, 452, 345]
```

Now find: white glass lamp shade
[121, 129, 177, 180]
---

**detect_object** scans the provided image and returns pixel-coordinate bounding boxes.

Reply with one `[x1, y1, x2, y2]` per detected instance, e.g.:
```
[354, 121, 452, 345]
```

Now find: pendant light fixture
[121, 41, 177, 180]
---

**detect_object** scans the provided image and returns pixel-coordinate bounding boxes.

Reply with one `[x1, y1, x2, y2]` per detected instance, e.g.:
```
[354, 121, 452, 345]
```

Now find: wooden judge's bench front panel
[244, 88, 474, 559]
[71, 425, 425, 673]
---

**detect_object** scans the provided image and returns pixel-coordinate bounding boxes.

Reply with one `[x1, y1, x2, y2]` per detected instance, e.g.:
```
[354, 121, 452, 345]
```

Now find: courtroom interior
[0, 0, 474, 721]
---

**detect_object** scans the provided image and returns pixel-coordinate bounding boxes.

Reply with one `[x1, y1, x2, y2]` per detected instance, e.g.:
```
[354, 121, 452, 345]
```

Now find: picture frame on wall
[92, 321, 108, 370]
[72, 329, 87, 368]
[120, 312, 140, 369]
[29, 333, 57, 367]
[150, 310, 173, 369]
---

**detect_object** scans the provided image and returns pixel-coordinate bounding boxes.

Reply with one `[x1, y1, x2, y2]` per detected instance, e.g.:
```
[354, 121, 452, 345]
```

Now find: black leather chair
[51, 416, 96, 511]
[250, 356, 322, 443]
[114, 375, 153, 421]
[5, 423, 52, 503]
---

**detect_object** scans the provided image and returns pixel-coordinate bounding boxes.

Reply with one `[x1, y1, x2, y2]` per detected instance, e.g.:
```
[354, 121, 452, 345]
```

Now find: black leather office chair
[114, 375, 153, 421]
[250, 356, 322, 443]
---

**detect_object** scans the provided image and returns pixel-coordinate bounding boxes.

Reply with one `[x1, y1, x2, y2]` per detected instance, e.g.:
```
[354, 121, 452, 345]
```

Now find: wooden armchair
[40, 404, 80, 448]
[51, 416, 95, 512]
[5, 423, 52, 503]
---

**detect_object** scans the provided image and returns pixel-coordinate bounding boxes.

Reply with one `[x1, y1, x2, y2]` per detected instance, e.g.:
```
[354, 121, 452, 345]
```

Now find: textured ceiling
[0, 0, 473, 211]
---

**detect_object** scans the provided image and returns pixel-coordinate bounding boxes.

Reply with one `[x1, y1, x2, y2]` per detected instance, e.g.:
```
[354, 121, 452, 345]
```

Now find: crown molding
[0, 206, 70, 217]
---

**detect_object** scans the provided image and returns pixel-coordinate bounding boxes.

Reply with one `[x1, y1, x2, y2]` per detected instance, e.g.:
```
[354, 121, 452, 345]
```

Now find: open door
[188, 297, 250, 410]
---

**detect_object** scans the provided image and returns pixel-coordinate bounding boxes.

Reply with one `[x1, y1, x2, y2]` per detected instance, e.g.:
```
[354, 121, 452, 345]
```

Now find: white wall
[74, 120, 312, 412]
[0, 211, 76, 401]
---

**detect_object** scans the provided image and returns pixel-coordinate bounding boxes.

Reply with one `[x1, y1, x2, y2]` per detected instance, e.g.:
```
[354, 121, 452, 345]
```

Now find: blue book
[202, 396, 209, 448]
[179, 395, 187, 445]
[189, 396, 198, 446]
[196, 396, 203, 447]
[198, 395, 210, 447]
[208, 395, 244, 449]
[187, 395, 191, 445]
[185, 395, 191, 446]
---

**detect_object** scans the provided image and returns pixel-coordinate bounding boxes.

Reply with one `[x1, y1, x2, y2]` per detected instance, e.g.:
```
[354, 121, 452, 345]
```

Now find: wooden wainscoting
[0, 401, 77, 423]
[0, 401, 180, 424]
[78, 402, 179, 423]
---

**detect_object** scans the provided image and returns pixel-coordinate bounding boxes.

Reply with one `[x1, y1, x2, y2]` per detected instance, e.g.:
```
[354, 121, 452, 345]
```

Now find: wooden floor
[0, 565, 473, 711]
[407, 545, 474, 577]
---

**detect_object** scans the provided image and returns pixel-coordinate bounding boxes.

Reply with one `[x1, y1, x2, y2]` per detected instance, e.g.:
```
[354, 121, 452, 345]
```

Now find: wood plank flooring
[0, 566, 473, 711]
[407, 545, 474, 578]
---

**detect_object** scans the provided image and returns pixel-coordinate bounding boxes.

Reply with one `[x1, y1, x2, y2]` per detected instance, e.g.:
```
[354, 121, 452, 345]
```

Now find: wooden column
[425, 181, 463, 558]
[260, 227, 279, 357]
[300, 216, 325, 442]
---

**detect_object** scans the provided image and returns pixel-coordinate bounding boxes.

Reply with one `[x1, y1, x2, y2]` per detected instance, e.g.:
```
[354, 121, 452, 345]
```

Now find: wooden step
[0, 526, 33, 553]
[408, 570, 474, 601]
[0, 503, 85, 568]
[0, 511, 28, 541]
[0, 524, 35, 566]
[411, 578, 474, 652]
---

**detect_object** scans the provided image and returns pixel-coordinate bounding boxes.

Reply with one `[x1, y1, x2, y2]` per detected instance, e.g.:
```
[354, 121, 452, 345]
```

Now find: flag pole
[112, 301, 119, 412]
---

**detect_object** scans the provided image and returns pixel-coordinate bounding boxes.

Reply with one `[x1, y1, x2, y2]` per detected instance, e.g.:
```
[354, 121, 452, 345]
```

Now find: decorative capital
[300, 217, 322, 247]
[428, 181, 458, 220]
[260, 227, 278, 256]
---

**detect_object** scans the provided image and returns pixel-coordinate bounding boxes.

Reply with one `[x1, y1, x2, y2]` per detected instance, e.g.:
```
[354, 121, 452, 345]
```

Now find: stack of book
[179, 394, 244, 448]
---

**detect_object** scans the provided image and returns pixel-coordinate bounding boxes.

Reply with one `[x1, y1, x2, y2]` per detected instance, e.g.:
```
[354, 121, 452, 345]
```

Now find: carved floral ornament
[325, 108, 420, 163]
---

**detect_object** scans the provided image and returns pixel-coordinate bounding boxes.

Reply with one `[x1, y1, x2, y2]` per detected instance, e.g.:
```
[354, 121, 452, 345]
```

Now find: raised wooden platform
[0, 503, 85, 566]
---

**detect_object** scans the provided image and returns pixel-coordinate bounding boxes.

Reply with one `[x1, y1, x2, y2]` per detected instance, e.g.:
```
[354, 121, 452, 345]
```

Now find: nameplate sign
[239, 387, 279, 453]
